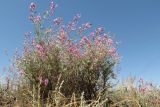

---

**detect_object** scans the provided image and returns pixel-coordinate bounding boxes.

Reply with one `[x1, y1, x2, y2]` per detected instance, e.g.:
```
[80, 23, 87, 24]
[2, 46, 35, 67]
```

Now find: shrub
[15, 1, 119, 101]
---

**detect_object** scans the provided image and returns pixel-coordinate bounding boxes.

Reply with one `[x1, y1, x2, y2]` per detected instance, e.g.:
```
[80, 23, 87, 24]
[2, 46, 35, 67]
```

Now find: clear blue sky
[0, 0, 160, 83]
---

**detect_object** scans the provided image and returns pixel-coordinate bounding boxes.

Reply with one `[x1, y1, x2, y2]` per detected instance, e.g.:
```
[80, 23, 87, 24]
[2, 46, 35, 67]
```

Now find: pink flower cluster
[73, 14, 81, 22]
[44, 79, 49, 86]
[35, 43, 46, 57]
[29, 2, 36, 12]
[38, 76, 49, 87]
[67, 14, 81, 32]
[138, 78, 154, 94]
[50, 1, 58, 15]
[96, 27, 104, 35]
[79, 22, 92, 34]
[34, 15, 41, 24]
[59, 28, 67, 43]
[53, 17, 63, 26]
[29, 15, 42, 24]
[80, 36, 92, 47]
[68, 45, 81, 57]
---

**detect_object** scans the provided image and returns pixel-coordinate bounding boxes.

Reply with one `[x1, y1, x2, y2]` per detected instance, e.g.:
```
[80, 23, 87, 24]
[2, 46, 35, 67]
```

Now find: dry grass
[0, 77, 160, 107]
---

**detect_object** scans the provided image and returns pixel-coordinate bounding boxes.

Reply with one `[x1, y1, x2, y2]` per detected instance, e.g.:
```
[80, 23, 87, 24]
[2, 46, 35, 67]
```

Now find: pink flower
[59, 28, 67, 43]
[50, 1, 58, 15]
[109, 47, 116, 56]
[68, 45, 80, 57]
[53, 17, 63, 26]
[44, 79, 49, 86]
[35, 44, 46, 57]
[67, 14, 81, 32]
[95, 37, 101, 43]
[29, 15, 34, 22]
[107, 38, 113, 45]
[29, 2, 36, 12]
[139, 87, 147, 94]
[90, 32, 95, 37]
[68, 22, 76, 31]
[24, 32, 32, 37]
[85, 23, 92, 29]
[36, 44, 43, 50]
[73, 14, 81, 22]
[80, 36, 91, 47]
[79, 22, 92, 34]
[32, 39, 36, 46]
[96, 27, 104, 35]
[34, 15, 41, 24]
[79, 39, 85, 47]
